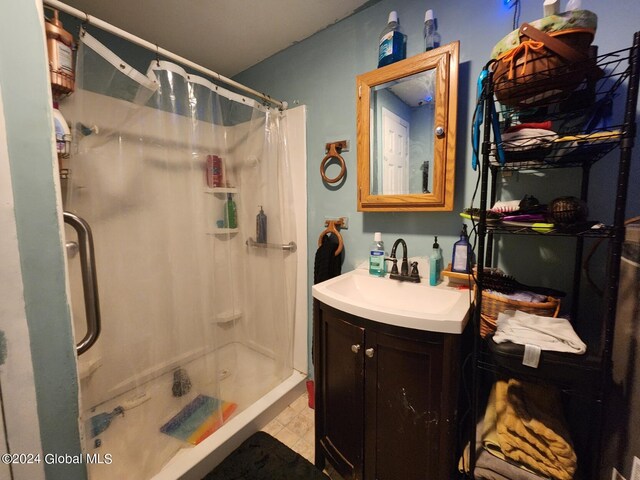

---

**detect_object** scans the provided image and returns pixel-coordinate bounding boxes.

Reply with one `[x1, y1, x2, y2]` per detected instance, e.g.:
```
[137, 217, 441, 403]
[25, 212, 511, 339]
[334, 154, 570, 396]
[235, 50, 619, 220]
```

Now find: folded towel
[493, 310, 586, 354]
[495, 379, 576, 480]
[459, 386, 550, 480]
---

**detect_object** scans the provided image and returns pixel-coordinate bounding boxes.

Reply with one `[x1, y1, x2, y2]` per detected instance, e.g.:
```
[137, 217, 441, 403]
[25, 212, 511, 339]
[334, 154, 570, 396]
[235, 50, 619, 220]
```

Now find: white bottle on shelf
[423, 10, 441, 51]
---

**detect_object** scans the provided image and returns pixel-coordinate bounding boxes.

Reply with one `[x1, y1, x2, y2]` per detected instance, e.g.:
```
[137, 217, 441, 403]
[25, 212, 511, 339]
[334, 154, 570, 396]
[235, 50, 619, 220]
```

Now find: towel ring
[320, 143, 346, 184]
[318, 220, 344, 256]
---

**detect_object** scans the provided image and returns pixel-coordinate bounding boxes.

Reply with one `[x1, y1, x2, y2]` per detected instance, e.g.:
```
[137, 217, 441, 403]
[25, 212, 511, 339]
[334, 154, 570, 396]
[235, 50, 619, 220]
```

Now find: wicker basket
[476, 287, 561, 338]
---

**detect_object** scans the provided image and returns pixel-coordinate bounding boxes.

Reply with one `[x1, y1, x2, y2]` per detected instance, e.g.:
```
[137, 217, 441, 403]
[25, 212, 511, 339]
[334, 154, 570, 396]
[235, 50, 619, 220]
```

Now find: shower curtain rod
[43, 0, 287, 110]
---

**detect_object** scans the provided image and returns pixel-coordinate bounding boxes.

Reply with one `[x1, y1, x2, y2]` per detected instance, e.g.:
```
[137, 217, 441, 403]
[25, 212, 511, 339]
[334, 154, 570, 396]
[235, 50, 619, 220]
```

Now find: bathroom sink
[312, 268, 471, 334]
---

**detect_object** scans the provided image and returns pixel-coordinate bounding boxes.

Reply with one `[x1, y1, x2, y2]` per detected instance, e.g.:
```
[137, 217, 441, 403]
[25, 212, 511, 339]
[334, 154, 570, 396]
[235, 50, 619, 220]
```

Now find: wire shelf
[485, 223, 615, 237]
[490, 46, 633, 171]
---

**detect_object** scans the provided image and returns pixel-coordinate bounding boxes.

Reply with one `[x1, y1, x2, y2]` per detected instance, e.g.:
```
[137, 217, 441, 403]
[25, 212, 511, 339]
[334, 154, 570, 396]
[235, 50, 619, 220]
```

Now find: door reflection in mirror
[370, 69, 435, 195]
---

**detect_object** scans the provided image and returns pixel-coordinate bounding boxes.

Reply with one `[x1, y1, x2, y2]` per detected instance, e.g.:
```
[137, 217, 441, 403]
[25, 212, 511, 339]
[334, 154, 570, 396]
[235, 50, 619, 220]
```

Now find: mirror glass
[357, 42, 458, 212]
[370, 69, 436, 195]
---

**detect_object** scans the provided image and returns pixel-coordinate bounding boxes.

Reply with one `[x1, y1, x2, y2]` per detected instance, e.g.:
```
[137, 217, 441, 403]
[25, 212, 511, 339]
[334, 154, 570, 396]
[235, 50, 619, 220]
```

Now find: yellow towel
[495, 379, 576, 480]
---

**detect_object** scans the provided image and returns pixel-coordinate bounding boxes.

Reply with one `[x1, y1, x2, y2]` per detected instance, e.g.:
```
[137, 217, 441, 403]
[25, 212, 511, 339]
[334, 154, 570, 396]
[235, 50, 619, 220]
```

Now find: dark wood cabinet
[314, 300, 462, 480]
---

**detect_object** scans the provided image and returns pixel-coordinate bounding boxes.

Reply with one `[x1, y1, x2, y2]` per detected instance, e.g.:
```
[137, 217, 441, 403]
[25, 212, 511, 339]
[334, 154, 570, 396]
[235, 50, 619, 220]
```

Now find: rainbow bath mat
[160, 395, 237, 445]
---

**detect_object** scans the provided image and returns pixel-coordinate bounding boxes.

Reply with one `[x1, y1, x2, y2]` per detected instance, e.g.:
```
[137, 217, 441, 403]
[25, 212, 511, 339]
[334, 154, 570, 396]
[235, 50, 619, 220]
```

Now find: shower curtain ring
[155, 44, 161, 67]
[80, 11, 89, 36]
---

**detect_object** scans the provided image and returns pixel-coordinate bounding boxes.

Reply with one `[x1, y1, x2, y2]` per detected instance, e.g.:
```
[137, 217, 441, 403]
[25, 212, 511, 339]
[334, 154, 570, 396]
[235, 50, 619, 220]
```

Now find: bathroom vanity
[312, 270, 471, 480]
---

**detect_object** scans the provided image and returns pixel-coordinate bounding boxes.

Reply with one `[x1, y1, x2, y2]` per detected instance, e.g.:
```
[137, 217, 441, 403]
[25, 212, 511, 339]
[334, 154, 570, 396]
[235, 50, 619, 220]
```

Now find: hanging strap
[519, 23, 588, 63]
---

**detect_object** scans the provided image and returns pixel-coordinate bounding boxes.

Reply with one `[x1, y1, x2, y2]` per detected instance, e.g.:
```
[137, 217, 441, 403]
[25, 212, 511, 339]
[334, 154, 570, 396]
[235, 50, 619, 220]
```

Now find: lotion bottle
[452, 225, 472, 273]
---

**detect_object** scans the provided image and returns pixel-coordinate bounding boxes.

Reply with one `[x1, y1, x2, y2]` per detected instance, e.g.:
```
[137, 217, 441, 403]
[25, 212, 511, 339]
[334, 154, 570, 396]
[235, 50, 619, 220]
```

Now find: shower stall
[59, 30, 307, 480]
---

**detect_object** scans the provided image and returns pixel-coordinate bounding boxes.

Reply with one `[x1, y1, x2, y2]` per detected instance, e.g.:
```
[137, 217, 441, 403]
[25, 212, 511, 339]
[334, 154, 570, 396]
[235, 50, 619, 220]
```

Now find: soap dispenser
[451, 225, 472, 273]
[429, 236, 442, 286]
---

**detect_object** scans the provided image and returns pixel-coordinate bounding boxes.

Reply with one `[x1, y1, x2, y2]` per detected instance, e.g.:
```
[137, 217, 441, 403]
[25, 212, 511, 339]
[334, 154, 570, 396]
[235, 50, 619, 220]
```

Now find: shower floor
[84, 342, 287, 480]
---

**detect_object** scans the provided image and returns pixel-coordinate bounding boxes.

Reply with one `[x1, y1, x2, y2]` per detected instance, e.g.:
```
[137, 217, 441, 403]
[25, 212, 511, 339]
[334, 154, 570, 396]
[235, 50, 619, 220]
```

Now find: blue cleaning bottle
[378, 11, 407, 68]
[452, 225, 473, 273]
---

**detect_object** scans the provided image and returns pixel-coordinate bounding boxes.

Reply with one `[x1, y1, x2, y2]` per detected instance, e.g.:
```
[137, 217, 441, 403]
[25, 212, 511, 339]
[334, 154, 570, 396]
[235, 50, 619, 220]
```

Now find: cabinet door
[316, 307, 365, 480]
[364, 330, 445, 480]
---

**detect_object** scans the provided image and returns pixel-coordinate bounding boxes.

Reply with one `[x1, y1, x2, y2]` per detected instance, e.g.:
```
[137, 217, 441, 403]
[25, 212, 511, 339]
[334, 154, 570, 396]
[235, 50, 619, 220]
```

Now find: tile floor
[261, 390, 343, 479]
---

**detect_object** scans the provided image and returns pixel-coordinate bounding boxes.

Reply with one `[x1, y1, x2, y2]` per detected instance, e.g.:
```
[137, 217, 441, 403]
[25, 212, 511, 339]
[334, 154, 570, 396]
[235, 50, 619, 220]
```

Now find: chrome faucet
[387, 238, 420, 283]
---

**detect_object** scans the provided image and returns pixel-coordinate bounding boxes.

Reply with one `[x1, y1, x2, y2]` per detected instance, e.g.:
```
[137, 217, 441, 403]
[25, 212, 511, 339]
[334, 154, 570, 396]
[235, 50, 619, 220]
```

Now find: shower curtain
[60, 30, 296, 479]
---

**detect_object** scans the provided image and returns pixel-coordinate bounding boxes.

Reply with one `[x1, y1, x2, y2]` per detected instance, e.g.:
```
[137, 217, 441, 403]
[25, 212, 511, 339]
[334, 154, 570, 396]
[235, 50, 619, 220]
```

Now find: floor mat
[160, 395, 237, 445]
[202, 431, 329, 480]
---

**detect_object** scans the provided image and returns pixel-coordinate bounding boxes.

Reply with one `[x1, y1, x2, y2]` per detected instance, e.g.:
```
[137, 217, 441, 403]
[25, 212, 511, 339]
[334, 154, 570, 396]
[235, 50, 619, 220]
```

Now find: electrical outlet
[612, 467, 627, 480]
[631, 456, 640, 480]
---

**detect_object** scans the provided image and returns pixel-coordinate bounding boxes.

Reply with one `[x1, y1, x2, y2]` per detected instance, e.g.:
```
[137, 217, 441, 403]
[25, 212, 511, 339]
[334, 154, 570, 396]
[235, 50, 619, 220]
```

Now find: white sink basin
[312, 268, 471, 334]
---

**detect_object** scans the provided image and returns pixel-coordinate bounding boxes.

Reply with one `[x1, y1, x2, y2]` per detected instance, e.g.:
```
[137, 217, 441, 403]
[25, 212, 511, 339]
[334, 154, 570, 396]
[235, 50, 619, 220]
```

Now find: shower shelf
[205, 187, 238, 195]
[212, 311, 242, 324]
[208, 228, 239, 235]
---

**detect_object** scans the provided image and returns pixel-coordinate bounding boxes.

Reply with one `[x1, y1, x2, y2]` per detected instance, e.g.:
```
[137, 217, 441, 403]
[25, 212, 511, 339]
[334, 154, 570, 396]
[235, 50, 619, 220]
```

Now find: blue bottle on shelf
[451, 225, 473, 273]
[378, 11, 407, 68]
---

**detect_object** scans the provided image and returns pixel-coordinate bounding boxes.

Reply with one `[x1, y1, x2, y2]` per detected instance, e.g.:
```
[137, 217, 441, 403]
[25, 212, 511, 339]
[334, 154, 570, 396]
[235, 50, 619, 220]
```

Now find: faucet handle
[410, 261, 419, 277]
[385, 257, 399, 275]
[400, 258, 409, 276]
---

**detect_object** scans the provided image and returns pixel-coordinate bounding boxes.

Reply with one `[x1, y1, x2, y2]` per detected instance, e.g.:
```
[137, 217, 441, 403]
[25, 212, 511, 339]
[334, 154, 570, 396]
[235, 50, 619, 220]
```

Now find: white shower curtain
[60, 30, 296, 479]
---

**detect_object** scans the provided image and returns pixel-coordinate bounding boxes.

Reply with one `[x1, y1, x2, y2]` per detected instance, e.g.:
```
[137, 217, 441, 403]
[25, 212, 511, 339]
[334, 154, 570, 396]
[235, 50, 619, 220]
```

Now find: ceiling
[58, 0, 376, 77]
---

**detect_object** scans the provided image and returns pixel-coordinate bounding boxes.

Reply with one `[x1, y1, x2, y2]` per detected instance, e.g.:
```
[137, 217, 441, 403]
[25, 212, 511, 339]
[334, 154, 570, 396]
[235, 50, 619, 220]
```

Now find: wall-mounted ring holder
[320, 140, 348, 184]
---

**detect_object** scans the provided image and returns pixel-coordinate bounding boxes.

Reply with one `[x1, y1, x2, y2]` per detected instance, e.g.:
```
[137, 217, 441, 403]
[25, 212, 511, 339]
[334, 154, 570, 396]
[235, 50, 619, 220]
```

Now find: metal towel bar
[246, 237, 297, 252]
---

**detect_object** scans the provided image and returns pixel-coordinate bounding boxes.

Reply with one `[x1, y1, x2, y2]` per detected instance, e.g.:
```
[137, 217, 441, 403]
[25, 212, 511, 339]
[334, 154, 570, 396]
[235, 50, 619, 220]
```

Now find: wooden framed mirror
[356, 41, 459, 211]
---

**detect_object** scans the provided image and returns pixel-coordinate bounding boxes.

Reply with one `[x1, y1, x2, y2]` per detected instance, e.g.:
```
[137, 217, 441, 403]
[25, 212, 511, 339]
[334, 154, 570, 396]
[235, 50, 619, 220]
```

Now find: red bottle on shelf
[206, 155, 223, 187]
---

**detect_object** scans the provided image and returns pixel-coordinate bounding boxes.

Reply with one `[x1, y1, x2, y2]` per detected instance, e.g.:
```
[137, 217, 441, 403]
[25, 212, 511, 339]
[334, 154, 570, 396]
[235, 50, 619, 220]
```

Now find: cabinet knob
[435, 126, 445, 137]
[365, 348, 375, 358]
[351, 344, 361, 354]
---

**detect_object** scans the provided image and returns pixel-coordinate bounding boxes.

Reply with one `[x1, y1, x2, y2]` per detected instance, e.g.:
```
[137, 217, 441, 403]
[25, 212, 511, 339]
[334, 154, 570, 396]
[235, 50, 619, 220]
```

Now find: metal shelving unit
[467, 32, 640, 480]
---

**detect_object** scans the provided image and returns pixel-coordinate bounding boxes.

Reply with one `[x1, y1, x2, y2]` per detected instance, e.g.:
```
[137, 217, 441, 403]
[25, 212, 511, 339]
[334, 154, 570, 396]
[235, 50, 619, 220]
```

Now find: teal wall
[0, 2, 85, 479]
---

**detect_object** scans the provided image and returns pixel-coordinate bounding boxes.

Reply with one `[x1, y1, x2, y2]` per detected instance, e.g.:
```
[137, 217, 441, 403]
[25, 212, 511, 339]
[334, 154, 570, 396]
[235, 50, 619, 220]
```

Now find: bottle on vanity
[369, 232, 386, 277]
[429, 236, 443, 286]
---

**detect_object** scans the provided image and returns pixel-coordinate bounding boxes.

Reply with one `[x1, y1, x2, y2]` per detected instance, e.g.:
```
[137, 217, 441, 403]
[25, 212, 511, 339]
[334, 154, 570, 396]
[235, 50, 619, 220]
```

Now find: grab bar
[246, 237, 297, 253]
[64, 212, 101, 355]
